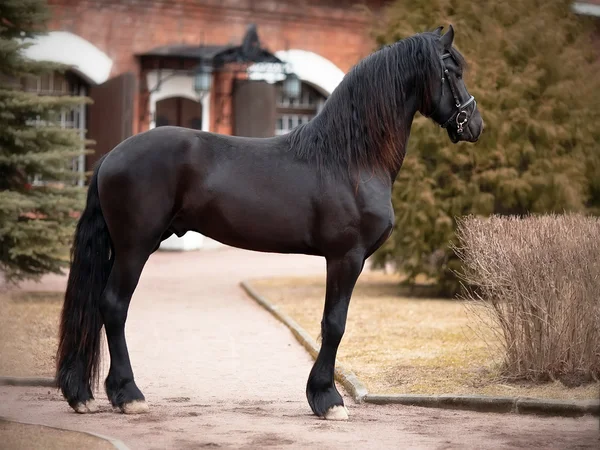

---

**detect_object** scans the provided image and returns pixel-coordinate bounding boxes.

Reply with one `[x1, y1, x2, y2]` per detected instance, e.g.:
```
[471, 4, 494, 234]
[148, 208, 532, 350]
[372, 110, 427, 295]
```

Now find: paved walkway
[0, 246, 597, 449]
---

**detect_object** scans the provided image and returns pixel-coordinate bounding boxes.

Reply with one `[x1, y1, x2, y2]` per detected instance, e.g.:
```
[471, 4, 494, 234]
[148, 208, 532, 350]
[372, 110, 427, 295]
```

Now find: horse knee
[322, 316, 346, 345]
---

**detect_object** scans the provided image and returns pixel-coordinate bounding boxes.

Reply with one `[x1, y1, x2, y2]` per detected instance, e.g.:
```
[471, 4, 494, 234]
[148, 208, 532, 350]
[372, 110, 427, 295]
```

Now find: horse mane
[287, 31, 466, 179]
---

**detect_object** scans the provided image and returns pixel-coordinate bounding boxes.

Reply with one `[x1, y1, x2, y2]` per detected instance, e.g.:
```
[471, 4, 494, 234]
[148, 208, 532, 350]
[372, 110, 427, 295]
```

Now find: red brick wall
[47, 0, 385, 134]
[48, 0, 382, 74]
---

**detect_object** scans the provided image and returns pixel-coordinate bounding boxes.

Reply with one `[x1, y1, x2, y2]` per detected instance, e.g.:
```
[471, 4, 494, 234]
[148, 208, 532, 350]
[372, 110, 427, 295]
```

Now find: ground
[249, 274, 599, 400]
[0, 419, 114, 450]
[0, 290, 62, 378]
[0, 246, 597, 449]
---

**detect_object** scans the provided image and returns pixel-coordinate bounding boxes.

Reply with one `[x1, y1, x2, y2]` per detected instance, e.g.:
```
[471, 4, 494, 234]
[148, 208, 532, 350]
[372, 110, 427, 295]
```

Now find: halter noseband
[429, 53, 476, 135]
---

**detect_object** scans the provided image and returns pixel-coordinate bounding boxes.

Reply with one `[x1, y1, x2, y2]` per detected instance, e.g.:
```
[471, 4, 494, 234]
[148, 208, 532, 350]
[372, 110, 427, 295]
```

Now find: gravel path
[0, 245, 597, 449]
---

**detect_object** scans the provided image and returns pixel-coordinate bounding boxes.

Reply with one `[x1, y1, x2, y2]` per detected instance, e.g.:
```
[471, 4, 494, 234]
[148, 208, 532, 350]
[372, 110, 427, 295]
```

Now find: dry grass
[250, 271, 599, 400]
[0, 419, 114, 450]
[455, 214, 600, 384]
[0, 290, 62, 377]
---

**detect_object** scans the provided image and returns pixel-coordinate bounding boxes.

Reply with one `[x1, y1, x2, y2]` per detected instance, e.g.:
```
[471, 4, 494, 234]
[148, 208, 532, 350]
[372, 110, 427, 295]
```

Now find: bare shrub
[453, 213, 600, 384]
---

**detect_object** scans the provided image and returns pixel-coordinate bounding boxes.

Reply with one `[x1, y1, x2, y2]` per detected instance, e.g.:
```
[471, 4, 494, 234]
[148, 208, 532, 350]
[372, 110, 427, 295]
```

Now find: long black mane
[288, 31, 466, 178]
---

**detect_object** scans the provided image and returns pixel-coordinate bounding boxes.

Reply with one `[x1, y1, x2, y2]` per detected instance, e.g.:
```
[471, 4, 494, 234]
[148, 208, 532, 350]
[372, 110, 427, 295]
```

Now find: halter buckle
[456, 110, 469, 134]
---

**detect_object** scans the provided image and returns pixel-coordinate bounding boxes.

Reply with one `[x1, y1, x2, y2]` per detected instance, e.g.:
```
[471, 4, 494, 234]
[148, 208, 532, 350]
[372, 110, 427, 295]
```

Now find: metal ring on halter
[456, 110, 469, 134]
[441, 95, 476, 131]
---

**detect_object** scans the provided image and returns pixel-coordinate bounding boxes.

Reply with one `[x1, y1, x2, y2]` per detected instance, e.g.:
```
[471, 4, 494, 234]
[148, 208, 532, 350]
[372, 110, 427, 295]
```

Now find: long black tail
[56, 155, 114, 405]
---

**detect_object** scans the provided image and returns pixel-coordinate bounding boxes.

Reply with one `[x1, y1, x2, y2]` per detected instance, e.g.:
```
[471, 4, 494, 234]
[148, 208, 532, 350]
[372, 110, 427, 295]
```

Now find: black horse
[56, 25, 483, 420]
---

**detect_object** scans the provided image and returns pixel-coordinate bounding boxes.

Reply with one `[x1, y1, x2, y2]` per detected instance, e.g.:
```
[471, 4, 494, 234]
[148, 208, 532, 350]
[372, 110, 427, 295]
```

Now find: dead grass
[0, 290, 62, 378]
[249, 272, 599, 400]
[0, 419, 114, 450]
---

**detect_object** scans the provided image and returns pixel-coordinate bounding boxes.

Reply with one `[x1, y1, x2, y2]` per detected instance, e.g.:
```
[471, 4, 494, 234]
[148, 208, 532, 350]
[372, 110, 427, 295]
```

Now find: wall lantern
[282, 71, 301, 100]
[194, 63, 213, 97]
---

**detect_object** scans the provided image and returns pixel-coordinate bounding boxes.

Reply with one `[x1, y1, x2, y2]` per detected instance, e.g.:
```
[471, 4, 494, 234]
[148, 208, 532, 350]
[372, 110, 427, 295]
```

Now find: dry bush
[453, 213, 600, 384]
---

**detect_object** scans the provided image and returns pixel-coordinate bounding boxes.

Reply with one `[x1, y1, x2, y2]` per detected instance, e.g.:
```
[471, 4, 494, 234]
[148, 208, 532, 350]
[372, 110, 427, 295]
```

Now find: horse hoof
[120, 400, 149, 414]
[73, 399, 97, 414]
[324, 405, 349, 421]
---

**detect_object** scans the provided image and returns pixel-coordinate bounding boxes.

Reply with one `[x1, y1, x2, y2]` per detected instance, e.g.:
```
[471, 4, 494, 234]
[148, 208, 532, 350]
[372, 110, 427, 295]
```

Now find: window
[275, 82, 326, 135]
[20, 71, 88, 186]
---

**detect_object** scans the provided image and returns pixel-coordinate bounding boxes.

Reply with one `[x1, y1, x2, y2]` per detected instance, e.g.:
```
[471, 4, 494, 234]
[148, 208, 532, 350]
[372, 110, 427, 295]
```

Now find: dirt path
[0, 418, 115, 450]
[0, 246, 597, 449]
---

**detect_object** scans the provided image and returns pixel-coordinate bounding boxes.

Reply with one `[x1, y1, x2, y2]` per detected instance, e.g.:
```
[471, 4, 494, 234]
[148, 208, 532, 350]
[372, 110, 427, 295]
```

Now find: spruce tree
[367, 0, 600, 296]
[0, 0, 91, 283]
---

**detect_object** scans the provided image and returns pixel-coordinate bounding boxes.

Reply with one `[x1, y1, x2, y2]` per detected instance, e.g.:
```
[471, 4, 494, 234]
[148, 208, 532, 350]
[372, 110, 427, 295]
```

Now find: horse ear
[440, 24, 455, 50]
[433, 26, 443, 35]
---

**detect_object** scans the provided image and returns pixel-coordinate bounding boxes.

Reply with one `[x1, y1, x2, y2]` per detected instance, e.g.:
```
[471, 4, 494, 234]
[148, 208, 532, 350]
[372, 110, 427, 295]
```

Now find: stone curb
[239, 281, 369, 403]
[364, 394, 599, 417]
[240, 280, 600, 418]
[0, 416, 130, 450]
[0, 376, 56, 387]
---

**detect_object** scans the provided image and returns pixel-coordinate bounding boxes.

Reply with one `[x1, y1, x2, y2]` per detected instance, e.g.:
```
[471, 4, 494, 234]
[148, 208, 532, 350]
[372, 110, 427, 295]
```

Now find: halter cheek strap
[430, 53, 476, 135]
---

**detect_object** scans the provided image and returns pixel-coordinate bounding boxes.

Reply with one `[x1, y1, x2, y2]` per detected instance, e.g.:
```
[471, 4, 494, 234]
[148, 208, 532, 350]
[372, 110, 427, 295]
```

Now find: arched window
[275, 82, 326, 135]
[20, 70, 88, 186]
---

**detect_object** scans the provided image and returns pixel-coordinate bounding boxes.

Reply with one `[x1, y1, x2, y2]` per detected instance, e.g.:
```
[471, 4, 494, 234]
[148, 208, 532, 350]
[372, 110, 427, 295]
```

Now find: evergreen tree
[0, 0, 91, 283]
[367, 0, 600, 296]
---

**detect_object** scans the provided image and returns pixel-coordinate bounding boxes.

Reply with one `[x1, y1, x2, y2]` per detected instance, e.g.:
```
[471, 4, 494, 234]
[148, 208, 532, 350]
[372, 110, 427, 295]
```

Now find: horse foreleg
[306, 249, 365, 420]
[100, 248, 150, 414]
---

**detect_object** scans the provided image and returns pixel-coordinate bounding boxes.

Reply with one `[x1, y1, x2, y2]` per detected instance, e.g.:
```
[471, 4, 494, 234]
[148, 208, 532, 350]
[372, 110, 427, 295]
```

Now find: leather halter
[428, 53, 476, 135]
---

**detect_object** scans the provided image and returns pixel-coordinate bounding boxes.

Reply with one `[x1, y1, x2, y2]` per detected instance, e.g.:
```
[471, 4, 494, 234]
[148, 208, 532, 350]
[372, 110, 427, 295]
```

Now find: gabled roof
[138, 44, 235, 60]
[136, 24, 283, 67]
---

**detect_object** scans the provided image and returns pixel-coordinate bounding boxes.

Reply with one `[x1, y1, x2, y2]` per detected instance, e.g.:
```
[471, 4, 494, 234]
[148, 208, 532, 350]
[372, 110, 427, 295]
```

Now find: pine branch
[0, 0, 91, 283]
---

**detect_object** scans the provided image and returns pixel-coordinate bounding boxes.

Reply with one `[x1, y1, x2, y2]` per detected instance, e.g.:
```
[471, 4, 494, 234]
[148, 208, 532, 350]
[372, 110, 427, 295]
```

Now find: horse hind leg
[100, 245, 152, 414]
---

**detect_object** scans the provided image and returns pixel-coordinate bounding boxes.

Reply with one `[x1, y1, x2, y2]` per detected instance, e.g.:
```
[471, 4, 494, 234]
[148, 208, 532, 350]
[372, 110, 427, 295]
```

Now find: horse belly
[190, 192, 317, 255]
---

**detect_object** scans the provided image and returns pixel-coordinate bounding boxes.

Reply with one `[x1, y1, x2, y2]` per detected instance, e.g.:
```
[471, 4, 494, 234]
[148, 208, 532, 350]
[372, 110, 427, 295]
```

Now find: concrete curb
[364, 394, 599, 417]
[0, 376, 55, 387]
[240, 280, 369, 403]
[240, 280, 600, 418]
[0, 416, 130, 450]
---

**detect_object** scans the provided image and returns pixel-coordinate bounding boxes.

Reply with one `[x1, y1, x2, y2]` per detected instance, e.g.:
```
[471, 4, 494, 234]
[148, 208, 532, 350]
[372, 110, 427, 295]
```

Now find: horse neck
[290, 46, 431, 184]
[387, 95, 419, 181]
[320, 76, 421, 182]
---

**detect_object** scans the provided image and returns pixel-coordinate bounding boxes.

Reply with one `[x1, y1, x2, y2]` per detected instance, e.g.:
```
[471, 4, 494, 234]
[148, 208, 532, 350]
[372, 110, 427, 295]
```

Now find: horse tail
[56, 155, 114, 404]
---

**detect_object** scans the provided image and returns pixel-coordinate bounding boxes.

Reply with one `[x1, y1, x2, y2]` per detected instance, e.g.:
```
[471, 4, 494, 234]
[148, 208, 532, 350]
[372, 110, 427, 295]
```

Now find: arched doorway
[155, 97, 203, 129]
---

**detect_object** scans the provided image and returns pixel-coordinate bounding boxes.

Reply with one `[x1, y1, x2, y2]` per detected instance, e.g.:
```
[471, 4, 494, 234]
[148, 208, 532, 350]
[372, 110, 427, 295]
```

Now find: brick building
[22, 0, 386, 176]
